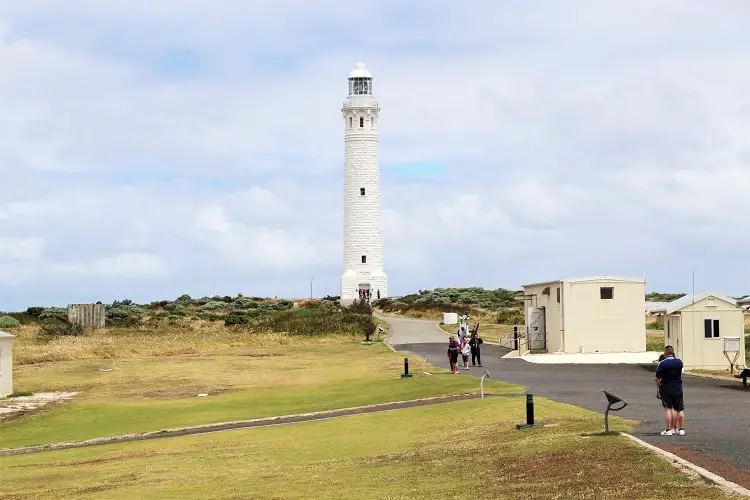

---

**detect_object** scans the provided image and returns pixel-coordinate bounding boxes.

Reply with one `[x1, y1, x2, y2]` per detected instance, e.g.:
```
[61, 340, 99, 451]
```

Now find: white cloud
[1, 1, 750, 308]
[49, 252, 168, 279]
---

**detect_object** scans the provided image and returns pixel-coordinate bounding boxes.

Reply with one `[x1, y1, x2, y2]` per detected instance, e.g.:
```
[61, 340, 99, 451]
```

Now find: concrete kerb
[0, 393, 495, 457]
[683, 370, 743, 383]
[623, 433, 750, 497]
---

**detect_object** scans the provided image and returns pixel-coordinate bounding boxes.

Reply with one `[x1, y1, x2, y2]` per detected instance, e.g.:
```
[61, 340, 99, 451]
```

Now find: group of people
[447, 323, 483, 374]
[655, 345, 686, 436]
[356, 288, 380, 301]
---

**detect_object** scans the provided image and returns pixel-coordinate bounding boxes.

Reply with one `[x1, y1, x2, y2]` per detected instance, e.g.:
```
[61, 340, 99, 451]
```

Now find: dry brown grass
[12, 321, 355, 366]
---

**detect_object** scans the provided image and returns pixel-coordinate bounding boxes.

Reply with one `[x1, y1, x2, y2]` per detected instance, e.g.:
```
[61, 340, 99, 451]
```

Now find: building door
[672, 316, 682, 358]
[528, 307, 547, 351]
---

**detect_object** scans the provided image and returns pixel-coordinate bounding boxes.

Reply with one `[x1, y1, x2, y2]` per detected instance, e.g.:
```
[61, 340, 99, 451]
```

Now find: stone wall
[67, 304, 106, 329]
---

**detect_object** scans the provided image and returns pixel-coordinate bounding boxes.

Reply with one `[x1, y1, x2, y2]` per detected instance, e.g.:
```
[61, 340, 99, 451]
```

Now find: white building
[340, 63, 388, 304]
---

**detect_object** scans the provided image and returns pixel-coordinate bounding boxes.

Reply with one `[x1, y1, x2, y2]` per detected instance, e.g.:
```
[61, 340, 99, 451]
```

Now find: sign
[723, 336, 741, 353]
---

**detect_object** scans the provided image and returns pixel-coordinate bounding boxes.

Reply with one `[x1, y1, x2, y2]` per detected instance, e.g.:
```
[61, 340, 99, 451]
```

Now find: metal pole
[526, 393, 534, 425]
[422, 356, 431, 375]
[480, 370, 491, 398]
[310, 277, 314, 300]
[513, 326, 518, 350]
[605, 404, 611, 433]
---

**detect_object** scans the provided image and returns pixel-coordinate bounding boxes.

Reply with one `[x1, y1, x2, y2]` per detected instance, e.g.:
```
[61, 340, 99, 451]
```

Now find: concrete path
[384, 315, 750, 489]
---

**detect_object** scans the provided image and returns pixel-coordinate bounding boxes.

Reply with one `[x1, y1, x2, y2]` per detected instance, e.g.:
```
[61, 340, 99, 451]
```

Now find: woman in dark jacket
[469, 331, 483, 367]
[447, 335, 460, 374]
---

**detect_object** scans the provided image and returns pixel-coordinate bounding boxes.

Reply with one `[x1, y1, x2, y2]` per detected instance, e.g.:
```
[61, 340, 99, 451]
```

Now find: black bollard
[513, 326, 519, 350]
[741, 368, 749, 387]
[526, 393, 534, 425]
[401, 357, 413, 378]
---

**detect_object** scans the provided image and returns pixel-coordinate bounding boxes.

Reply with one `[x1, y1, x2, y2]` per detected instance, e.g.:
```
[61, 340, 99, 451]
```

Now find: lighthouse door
[357, 283, 371, 301]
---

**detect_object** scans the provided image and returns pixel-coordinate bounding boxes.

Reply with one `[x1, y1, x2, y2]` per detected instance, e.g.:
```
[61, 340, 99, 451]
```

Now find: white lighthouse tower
[340, 62, 388, 305]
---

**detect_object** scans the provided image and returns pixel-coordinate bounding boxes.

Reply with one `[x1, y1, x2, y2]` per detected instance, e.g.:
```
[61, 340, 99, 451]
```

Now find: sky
[1, 1, 750, 311]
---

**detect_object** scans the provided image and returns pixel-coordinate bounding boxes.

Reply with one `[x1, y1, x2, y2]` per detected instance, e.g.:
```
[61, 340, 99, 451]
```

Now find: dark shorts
[449, 352, 458, 362]
[660, 391, 684, 412]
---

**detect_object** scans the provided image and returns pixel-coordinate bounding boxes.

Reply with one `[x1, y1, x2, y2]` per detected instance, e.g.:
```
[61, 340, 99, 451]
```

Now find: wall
[0, 338, 13, 397]
[563, 280, 646, 353]
[68, 303, 106, 329]
[523, 282, 562, 352]
[676, 297, 746, 370]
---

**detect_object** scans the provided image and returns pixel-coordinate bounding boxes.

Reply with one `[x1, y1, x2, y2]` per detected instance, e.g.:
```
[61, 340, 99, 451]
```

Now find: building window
[371, 116, 374, 127]
[361, 255, 366, 264]
[542, 287, 550, 295]
[349, 117, 352, 128]
[600, 287, 614, 300]
[706, 297, 716, 307]
[704, 318, 720, 338]
[360, 187, 366, 196]
[556, 287, 560, 303]
[359, 116, 364, 128]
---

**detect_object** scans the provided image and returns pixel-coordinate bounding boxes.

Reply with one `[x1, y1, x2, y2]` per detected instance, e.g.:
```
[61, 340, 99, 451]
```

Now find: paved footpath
[383, 315, 750, 489]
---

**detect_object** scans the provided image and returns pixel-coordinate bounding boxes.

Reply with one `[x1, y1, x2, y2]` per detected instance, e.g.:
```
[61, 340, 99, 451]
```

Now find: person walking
[447, 335, 460, 374]
[655, 345, 685, 436]
[460, 336, 471, 370]
[469, 331, 483, 367]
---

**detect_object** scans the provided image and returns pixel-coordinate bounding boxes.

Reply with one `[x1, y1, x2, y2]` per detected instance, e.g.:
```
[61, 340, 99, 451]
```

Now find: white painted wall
[0, 334, 15, 397]
[340, 63, 388, 304]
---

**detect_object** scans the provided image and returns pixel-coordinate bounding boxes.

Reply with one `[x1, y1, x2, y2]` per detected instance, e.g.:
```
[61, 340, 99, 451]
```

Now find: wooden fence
[67, 304, 105, 329]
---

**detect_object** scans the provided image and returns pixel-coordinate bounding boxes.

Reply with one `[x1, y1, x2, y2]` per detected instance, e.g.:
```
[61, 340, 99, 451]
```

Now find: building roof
[737, 296, 750, 305]
[650, 293, 738, 314]
[0, 331, 16, 338]
[645, 301, 670, 313]
[348, 62, 372, 79]
[522, 275, 646, 288]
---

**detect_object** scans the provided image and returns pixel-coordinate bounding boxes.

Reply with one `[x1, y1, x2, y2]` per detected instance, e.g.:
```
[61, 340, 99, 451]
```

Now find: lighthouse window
[360, 188, 366, 196]
[359, 116, 364, 128]
[371, 117, 374, 127]
[349, 117, 352, 128]
[361, 255, 366, 264]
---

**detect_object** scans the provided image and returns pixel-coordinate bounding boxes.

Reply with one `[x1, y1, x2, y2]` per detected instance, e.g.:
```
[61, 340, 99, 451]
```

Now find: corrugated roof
[651, 293, 738, 314]
[0, 331, 16, 338]
[522, 275, 645, 288]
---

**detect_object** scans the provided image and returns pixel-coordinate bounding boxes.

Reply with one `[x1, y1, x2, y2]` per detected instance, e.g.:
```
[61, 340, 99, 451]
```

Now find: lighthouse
[340, 62, 388, 305]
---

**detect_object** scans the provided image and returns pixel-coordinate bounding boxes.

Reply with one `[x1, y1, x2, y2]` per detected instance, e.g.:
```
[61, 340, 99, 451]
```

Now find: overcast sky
[1, 1, 749, 310]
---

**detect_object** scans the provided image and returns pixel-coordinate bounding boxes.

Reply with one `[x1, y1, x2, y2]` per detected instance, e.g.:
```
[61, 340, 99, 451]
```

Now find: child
[460, 336, 471, 370]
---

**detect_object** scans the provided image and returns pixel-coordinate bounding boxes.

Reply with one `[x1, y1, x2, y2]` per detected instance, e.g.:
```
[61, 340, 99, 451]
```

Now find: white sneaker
[660, 429, 674, 436]
[677, 428, 685, 436]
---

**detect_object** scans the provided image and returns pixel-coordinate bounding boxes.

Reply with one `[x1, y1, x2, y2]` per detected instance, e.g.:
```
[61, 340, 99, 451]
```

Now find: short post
[516, 392, 543, 429]
[513, 326, 519, 351]
[740, 368, 749, 387]
[422, 356, 431, 375]
[480, 370, 491, 398]
[526, 393, 534, 425]
[401, 357, 413, 378]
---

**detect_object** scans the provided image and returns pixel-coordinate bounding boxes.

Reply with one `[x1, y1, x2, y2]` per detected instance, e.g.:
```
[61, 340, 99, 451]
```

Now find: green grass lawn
[0, 397, 730, 499]
[1, 342, 522, 449]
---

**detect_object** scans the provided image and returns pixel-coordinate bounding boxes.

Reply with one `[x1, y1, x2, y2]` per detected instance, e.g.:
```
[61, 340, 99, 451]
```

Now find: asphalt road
[384, 315, 750, 485]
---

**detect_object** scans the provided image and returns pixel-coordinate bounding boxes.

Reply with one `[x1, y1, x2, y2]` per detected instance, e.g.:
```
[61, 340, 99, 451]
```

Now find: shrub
[200, 301, 228, 311]
[650, 321, 665, 330]
[345, 297, 373, 316]
[0, 316, 21, 329]
[495, 309, 524, 325]
[224, 310, 263, 326]
[25, 307, 45, 319]
[39, 307, 68, 321]
[39, 319, 85, 337]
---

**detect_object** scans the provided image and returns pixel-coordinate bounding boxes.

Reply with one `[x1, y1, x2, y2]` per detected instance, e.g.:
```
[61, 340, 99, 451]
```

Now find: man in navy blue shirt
[655, 345, 685, 436]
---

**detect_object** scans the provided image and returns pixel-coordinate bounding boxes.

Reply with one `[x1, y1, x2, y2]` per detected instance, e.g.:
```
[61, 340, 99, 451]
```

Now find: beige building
[522, 276, 646, 354]
[652, 293, 746, 371]
[0, 331, 16, 397]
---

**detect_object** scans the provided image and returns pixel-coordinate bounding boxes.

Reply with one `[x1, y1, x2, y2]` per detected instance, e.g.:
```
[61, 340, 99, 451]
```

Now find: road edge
[623, 433, 750, 497]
